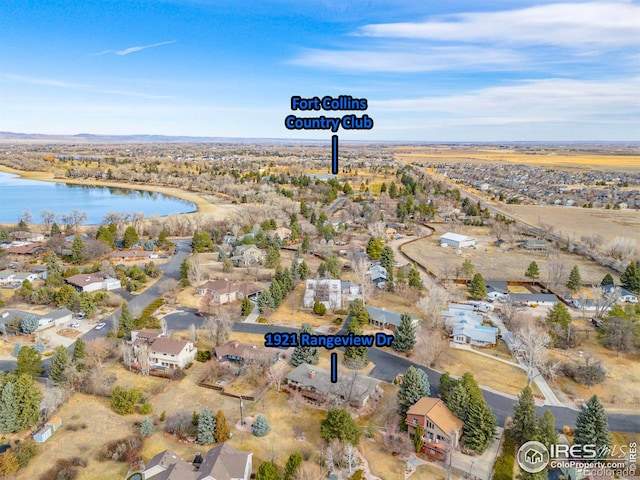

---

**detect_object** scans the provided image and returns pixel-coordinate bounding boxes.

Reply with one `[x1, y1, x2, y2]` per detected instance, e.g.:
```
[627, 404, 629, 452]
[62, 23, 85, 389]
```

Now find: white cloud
[373, 77, 640, 125]
[290, 46, 523, 72]
[358, 2, 640, 48]
[93, 40, 177, 56]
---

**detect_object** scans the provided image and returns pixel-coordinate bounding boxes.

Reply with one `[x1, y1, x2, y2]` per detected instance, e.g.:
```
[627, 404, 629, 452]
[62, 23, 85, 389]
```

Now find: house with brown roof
[406, 397, 463, 461]
[144, 450, 198, 479]
[213, 341, 279, 365]
[149, 338, 197, 369]
[5, 242, 46, 256]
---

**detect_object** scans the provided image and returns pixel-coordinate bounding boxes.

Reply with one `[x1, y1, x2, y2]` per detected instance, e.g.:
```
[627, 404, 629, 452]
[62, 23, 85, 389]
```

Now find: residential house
[131, 329, 165, 346]
[38, 308, 73, 329]
[213, 341, 279, 365]
[5, 243, 46, 256]
[66, 273, 121, 292]
[602, 284, 638, 304]
[452, 324, 497, 347]
[485, 280, 509, 301]
[198, 279, 240, 304]
[0, 270, 16, 284]
[366, 306, 419, 331]
[510, 293, 558, 307]
[406, 397, 463, 461]
[274, 227, 292, 241]
[13, 272, 39, 283]
[197, 443, 253, 480]
[439, 232, 476, 248]
[230, 244, 264, 266]
[284, 364, 381, 409]
[368, 264, 387, 285]
[109, 250, 154, 261]
[148, 338, 197, 369]
[340, 281, 362, 304]
[521, 239, 549, 253]
[303, 278, 342, 310]
[144, 444, 253, 480]
[11, 231, 44, 242]
[222, 233, 237, 245]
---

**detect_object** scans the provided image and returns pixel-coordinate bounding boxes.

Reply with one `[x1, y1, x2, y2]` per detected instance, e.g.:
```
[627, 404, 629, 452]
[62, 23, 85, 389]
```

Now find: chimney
[309, 369, 316, 379]
[233, 341, 239, 349]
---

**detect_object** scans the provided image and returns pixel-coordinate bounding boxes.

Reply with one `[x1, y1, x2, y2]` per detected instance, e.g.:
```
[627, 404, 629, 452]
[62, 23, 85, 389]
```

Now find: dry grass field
[501, 204, 640, 247]
[394, 146, 640, 171]
[402, 225, 615, 285]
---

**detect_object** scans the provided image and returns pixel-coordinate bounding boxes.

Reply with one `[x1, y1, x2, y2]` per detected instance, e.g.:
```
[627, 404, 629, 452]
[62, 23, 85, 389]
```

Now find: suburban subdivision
[0, 141, 638, 480]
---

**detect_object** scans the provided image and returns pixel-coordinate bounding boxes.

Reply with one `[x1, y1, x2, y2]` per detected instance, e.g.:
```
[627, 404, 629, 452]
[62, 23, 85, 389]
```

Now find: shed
[439, 232, 476, 248]
[46, 416, 63, 431]
[34, 425, 53, 443]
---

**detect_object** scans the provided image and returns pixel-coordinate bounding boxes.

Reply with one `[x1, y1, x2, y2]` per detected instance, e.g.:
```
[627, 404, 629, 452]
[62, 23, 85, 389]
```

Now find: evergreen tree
[469, 273, 487, 300]
[620, 261, 640, 293]
[366, 236, 384, 260]
[319, 408, 362, 445]
[283, 453, 302, 480]
[512, 386, 538, 446]
[408, 266, 423, 290]
[414, 424, 424, 453]
[49, 345, 70, 386]
[20, 314, 39, 334]
[180, 258, 190, 286]
[438, 372, 457, 402]
[70, 235, 87, 265]
[574, 395, 610, 454]
[50, 222, 61, 236]
[252, 414, 271, 437]
[389, 182, 398, 198]
[463, 400, 496, 453]
[391, 313, 417, 352]
[72, 337, 86, 368]
[15, 374, 42, 430]
[291, 323, 319, 366]
[255, 461, 281, 480]
[301, 234, 311, 253]
[446, 382, 470, 421]
[536, 410, 558, 450]
[566, 265, 582, 293]
[241, 296, 253, 316]
[123, 226, 139, 249]
[525, 261, 540, 281]
[343, 320, 368, 368]
[140, 417, 155, 436]
[380, 245, 394, 286]
[0, 380, 19, 433]
[461, 258, 474, 279]
[298, 260, 310, 280]
[119, 301, 135, 338]
[257, 290, 274, 314]
[15, 347, 43, 378]
[397, 366, 430, 419]
[600, 273, 614, 287]
[197, 408, 216, 445]
[215, 409, 230, 442]
[265, 246, 281, 269]
[44, 253, 64, 287]
[348, 298, 369, 328]
[546, 302, 571, 329]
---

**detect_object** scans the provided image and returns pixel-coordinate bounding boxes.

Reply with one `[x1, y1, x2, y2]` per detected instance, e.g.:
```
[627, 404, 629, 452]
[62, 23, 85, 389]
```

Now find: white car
[69, 322, 80, 328]
[94, 323, 107, 330]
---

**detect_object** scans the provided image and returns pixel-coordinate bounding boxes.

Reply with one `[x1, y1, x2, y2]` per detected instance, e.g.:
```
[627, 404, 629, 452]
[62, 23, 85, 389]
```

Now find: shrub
[252, 414, 271, 437]
[100, 435, 143, 463]
[313, 301, 326, 316]
[257, 317, 268, 323]
[159, 411, 166, 422]
[140, 417, 154, 437]
[196, 350, 212, 362]
[14, 438, 38, 468]
[139, 402, 153, 415]
[352, 470, 364, 480]
[333, 317, 343, 325]
[111, 386, 143, 415]
[493, 429, 515, 480]
[334, 308, 349, 315]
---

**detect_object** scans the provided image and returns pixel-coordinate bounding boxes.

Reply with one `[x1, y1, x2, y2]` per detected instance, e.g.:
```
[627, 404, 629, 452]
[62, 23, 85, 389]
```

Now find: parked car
[69, 322, 80, 328]
[76, 312, 85, 319]
[94, 323, 107, 330]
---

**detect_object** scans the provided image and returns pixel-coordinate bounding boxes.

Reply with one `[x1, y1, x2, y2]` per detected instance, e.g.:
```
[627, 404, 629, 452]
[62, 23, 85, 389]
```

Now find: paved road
[226, 323, 640, 434]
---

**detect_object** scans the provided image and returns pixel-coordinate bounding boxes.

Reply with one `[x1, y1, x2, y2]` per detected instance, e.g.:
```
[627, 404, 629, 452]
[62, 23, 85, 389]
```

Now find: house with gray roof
[485, 280, 509, 300]
[0, 270, 16, 284]
[285, 363, 381, 409]
[366, 306, 419, 331]
[452, 324, 497, 347]
[197, 443, 252, 480]
[510, 293, 558, 306]
[38, 308, 73, 329]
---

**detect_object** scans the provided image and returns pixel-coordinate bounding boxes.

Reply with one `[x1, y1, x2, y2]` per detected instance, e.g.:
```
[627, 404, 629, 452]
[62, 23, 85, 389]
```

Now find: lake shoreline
[0, 165, 238, 224]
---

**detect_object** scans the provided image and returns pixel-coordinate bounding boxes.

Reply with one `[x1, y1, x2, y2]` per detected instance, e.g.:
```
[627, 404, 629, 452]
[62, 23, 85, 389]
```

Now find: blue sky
[0, 0, 638, 141]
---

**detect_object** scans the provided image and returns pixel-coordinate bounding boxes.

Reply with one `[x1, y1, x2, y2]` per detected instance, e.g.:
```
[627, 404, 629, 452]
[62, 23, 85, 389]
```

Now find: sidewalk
[243, 304, 260, 323]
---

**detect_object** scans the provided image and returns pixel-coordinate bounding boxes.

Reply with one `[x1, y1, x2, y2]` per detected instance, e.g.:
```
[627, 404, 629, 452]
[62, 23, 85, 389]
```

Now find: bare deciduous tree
[513, 323, 555, 386]
[188, 253, 206, 285]
[267, 360, 287, 393]
[350, 254, 373, 305]
[136, 344, 150, 376]
[547, 251, 568, 291]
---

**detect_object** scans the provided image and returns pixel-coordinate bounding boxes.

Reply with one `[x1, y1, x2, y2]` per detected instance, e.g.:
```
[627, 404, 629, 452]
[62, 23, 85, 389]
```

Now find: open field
[501, 204, 640, 248]
[547, 317, 640, 411]
[393, 146, 640, 171]
[402, 225, 616, 285]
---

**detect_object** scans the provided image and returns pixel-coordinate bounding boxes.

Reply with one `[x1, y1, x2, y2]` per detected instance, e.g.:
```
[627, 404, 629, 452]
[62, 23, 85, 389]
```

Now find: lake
[0, 171, 196, 225]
